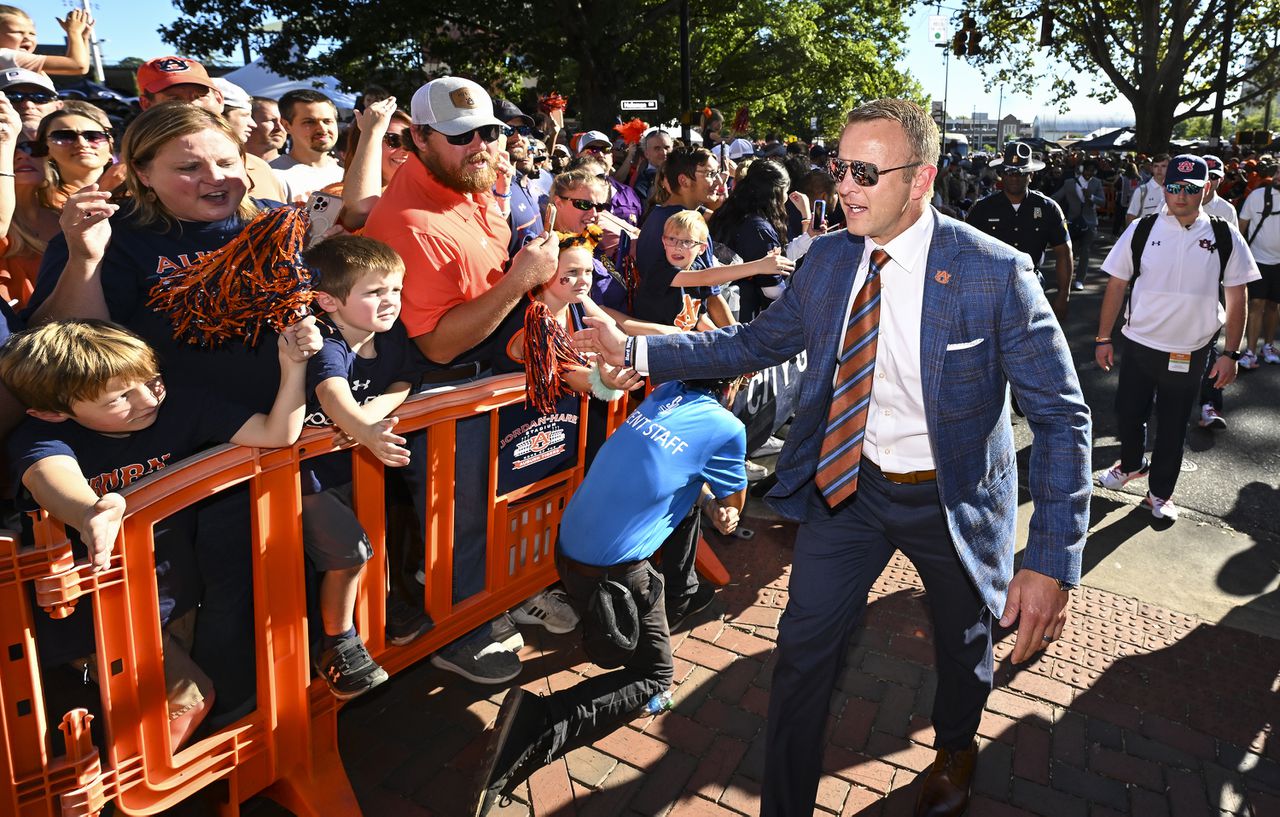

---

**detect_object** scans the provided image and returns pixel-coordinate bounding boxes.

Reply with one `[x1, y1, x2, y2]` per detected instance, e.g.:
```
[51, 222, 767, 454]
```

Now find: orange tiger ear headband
[555, 224, 603, 253]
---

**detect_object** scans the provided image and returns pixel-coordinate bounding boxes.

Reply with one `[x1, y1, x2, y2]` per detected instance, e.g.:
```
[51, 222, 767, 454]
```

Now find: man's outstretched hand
[574, 316, 628, 367]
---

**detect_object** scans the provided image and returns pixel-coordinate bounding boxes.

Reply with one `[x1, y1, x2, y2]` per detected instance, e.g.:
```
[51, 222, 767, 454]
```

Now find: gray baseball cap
[410, 77, 504, 136]
[0, 68, 56, 93]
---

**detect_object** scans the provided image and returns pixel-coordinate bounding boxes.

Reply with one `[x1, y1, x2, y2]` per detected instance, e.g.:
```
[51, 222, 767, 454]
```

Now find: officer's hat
[990, 141, 1046, 173]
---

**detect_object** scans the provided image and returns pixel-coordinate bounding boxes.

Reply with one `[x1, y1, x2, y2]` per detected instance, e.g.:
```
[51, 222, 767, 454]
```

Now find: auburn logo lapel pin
[934, 270, 951, 285]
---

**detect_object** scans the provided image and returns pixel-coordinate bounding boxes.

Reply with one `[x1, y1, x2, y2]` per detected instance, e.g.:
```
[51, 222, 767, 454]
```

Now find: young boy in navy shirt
[301, 234, 425, 699]
[0, 316, 320, 750]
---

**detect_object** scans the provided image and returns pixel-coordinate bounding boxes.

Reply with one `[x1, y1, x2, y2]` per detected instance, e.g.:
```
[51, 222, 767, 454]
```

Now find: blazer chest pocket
[945, 338, 986, 352]
[943, 338, 993, 386]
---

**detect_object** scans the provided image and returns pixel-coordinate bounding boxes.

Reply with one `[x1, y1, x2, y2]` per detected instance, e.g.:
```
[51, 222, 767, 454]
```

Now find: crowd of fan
[934, 139, 1280, 233]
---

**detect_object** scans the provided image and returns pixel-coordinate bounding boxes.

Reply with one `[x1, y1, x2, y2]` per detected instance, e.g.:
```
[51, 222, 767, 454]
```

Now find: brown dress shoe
[914, 740, 978, 817]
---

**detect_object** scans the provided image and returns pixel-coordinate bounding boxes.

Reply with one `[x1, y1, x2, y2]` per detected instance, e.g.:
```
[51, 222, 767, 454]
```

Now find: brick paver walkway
[331, 518, 1280, 816]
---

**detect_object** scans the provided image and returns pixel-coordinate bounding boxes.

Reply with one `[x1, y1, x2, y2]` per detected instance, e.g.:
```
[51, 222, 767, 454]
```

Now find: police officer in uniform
[967, 142, 1074, 319]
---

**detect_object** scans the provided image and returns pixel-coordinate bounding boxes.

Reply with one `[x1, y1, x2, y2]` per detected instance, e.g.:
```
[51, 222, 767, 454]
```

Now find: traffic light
[953, 31, 967, 57]
[968, 28, 982, 55]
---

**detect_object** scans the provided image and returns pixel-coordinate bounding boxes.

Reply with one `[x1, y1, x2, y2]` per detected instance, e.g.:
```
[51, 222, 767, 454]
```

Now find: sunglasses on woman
[827, 156, 922, 186]
[559, 196, 611, 212]
[382, 131, 407, 149]
[15, 140, 37, 156]
[46, 129, 112, 148]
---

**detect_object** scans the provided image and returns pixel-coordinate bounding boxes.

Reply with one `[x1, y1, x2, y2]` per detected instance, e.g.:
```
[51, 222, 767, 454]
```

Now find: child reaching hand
[0, 315, 320, 751]
[300, 234, 428, 699]
[0, 6, 92, 76]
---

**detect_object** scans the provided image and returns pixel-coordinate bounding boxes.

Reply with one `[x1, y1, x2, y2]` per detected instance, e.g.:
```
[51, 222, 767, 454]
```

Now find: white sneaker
[512, 589, 579, 634]
[1263, 344, 1280, 365]
[750, 435, 785, 457]
[1239, 350, 1260, 370]
[744, 460, 769, 482]
[1096, 459, 1150, 490]
[1144, 492, 1179, 521]
[1198, 404, 1227, 430]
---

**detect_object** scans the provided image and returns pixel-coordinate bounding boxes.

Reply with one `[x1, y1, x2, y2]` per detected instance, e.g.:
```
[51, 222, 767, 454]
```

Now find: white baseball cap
[410, 77, 504, 136]
[213, 78, 252, 111]
[575, 130, 612, 153]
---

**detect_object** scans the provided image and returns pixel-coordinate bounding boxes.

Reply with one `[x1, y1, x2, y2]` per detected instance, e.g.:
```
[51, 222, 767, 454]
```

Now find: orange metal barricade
[0, 373, 727, 816]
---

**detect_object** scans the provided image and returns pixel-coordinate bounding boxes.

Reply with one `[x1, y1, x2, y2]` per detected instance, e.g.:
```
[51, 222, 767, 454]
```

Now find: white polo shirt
[1239, 184, 1280, 264]
[1126, 179, 1164, 220]
[1202, 194, 1239, 230]
[1102, 211, 1260, 353]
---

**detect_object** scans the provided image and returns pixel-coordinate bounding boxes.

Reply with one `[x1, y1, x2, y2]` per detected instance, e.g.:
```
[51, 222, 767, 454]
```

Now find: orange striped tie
[814, 248, 888, 507]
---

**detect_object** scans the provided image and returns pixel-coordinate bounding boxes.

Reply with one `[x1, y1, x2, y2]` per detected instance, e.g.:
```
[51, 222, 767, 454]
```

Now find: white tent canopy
[219, 58, 357, 111]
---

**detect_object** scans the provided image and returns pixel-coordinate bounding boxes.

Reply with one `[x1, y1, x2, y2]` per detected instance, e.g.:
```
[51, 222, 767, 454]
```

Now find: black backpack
[1126, 213, 1233, 317]
[1246, 185, 1274, 245]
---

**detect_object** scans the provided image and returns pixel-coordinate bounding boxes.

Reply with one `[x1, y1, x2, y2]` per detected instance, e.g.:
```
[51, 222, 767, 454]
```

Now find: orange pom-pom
[538, 92, 568, 112]
[613, 117, 649, 145]
[146, 204, 316, 348]
[522, 297, 586, 415]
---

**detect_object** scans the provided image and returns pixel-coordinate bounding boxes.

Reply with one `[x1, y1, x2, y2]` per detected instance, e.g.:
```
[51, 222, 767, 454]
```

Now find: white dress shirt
[633, 209, 938, 472]
[841, 208, 936, 472]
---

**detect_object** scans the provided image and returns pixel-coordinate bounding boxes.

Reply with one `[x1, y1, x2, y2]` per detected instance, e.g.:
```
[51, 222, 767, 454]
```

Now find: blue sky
[31, 0, 1132, 123]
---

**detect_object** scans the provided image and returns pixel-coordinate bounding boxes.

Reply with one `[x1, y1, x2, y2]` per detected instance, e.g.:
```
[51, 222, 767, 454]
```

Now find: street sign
[621, 99, 658, 111]
[928, 15, 949, 46]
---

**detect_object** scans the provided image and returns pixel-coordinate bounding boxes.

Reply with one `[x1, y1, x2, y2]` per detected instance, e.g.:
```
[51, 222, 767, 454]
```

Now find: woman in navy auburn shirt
[26, 102, 286, 412]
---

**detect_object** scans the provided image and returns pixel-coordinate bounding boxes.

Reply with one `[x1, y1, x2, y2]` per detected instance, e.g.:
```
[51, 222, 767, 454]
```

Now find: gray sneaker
[512, 589, 579, 634]
[431, 640, 521, 684]
[316, 636, 388, 700]
[490, 613, 524, 651]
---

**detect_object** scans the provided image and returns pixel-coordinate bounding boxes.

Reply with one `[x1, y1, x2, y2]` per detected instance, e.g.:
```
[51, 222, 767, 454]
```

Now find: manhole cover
[1180, 459, 1198, 473]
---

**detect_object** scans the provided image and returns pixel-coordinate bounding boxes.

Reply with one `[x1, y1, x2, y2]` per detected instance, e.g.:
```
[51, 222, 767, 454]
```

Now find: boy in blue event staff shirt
[474, 375, 748, 815]
[0, 316, 320, 751]
[301, 235, 430, 699]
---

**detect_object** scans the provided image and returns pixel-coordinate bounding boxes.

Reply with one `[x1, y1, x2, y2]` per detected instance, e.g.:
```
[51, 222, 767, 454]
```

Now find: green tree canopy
[160, 0, 921, 139]
[955, 0, 1280, 152]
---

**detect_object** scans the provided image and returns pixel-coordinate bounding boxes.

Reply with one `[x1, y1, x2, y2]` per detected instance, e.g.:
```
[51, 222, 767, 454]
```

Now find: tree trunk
[1131, 94, 1178, 154]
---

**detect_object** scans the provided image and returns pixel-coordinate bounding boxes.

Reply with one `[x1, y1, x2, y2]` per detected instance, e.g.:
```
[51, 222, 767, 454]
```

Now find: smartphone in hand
[304, 192, 343, 248]
[812, 199, 827, 231]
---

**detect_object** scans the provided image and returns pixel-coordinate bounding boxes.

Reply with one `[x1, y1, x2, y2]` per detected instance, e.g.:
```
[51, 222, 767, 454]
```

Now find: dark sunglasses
[15, 140, 37, 156]
[559, 196, 611, 212]
[501, 124, 533, 138]
[431, 124, 501, 146]
[382, 131, 407, 149]
[46, 129, 112, 147]
[1165, 181, 1204, 196]
[999, 168, 1028, 177]
[5, 91, 58, 105]
[827, 156, 923, 186]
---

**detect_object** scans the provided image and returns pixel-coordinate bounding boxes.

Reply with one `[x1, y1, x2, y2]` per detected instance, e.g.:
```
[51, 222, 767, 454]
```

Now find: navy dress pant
[762, 460, 994, 817]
